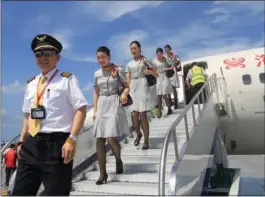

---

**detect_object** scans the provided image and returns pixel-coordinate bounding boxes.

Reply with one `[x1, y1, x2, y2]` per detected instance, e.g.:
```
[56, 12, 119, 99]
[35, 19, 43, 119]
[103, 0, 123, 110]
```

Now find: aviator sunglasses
[34, 50, 56, 58]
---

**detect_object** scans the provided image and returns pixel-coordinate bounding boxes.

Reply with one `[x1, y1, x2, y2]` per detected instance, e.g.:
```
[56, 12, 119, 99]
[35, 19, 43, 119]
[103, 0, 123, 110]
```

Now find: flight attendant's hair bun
[97, 46, 110, 56]
[130, 41, 141, 49]
[156, 47, 163, 53]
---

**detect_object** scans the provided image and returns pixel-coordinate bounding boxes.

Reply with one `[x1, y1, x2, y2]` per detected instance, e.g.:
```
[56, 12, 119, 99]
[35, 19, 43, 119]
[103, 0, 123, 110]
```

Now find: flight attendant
[125, 41, 158, 150]
[92, 46, 130, 185]
[153, 48, 173, 118]
[11, 34, 88, 196]
[164, 44, 179, 109]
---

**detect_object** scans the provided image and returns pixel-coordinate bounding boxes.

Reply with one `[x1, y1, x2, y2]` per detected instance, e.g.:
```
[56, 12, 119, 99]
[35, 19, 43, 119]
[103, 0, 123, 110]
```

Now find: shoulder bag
[142, 57, 157, 86]
[163, 57, 175, 78]
[116, 66, 133, 107]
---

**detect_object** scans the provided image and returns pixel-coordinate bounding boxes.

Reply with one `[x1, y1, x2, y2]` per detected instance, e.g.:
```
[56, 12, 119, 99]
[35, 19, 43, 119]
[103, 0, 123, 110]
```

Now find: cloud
[183, 36, 264, 61]
[107, 19, 229, 63]
[84, 1, 163, 21]
[107, 30, 149, 63]
[2, 81, 26, 94]
[204, 7, 231, 24]
[46, 30, 97, 63]
[82, 82, 94, 92]
[208, 1, 264, 25]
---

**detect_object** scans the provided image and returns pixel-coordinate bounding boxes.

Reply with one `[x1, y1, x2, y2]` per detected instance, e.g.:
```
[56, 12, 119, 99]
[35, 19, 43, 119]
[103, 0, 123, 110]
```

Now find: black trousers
[5, 167, 16, 185]
[11, 133, 73, 196]
[191, 82, 206, 104]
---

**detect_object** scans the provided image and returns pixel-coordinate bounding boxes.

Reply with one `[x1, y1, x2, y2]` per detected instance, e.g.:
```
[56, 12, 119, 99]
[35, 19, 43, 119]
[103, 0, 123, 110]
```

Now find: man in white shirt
[11, 34, 88, 196]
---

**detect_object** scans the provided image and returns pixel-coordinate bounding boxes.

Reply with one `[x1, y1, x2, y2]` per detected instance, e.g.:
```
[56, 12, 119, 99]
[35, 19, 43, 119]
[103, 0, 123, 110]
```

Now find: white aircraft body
[181, 47, 264, 154]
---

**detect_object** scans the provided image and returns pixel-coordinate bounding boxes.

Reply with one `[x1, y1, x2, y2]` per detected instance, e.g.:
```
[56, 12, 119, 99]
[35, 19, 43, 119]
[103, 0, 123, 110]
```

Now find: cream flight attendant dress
[93, 67, 130, 138]
[165, 53, 180, 88]
[153, 58, 172, 95]
[125, 58, 154, 112]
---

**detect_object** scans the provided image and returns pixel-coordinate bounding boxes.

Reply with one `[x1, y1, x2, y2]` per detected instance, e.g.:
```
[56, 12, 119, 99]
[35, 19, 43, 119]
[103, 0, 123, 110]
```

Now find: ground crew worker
[186, 62, 208, 103]
[2, 143, 17, 186]
[11, 34, 88, 196]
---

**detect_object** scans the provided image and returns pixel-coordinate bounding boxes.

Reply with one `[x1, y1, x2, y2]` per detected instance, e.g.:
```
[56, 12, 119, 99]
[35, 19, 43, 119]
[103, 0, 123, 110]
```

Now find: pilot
[11, 34, 88, 196]
[186, 62, 208, 103]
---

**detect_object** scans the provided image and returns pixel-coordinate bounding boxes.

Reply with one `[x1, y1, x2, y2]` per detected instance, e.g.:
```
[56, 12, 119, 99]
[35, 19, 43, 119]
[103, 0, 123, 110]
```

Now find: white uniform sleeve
[68, 75, 88, 111]
[22, 85, 31, 113]
[118, 67, 127, 84]
[186, 70, 192, 82]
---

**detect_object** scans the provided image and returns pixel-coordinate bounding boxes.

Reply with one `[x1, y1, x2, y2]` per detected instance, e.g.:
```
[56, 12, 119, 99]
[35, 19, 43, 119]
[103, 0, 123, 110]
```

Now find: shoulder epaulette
[60, 72, 72, 78]
[27, 76, 36, 84]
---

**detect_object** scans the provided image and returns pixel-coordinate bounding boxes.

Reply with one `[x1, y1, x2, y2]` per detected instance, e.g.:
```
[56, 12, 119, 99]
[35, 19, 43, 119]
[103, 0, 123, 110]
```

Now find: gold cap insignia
[36, 36, 47, 41]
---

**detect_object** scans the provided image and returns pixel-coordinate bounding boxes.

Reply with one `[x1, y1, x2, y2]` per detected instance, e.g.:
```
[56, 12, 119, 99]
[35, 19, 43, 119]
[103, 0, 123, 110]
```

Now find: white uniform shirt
[22, 68, 88, 133]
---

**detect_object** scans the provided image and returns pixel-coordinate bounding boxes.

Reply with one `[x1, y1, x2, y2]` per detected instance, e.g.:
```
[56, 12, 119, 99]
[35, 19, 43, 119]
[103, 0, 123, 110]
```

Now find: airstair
[2, 74, 243, 196]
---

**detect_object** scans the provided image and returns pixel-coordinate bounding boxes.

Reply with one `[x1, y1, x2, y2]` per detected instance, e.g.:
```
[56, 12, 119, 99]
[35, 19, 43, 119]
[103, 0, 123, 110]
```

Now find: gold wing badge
[36, 36, 47, 41]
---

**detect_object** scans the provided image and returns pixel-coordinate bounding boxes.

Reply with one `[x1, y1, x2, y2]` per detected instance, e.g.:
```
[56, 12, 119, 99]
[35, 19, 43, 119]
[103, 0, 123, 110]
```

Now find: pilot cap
[31, 34, 63, 54]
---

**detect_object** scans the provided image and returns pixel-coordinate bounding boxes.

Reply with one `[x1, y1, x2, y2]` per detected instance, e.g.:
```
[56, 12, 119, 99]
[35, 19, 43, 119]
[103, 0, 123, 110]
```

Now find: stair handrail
[158, 74, 218, 195]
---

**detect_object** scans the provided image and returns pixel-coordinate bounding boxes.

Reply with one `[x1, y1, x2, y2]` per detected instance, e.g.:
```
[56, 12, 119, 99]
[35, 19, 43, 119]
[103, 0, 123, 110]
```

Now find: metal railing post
[172, 128, 179, 160]
[197, 96, 201, 115]
[191, 105, 196, 126]
[202, 88, 205, 105]
[184, 114, 189, 140]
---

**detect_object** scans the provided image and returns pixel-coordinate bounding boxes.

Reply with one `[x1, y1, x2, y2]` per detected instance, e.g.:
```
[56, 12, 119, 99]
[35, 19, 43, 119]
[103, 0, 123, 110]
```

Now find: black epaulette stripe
[60, 72, 72, 78]
[27, 76, 36, 84]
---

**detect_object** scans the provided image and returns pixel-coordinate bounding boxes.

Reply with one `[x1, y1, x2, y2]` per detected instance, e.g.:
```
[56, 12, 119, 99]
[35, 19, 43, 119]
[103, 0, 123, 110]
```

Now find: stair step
[83, 171, 171, 184]
[96, 162, 172, 173]
[72, 181, 169, 195]
[106, 155, 176, 163]
[120, 148, 176, 156]
[126, 133, 187, 145]
[122, 141, 185, 150]
[71, 191, 117, 196]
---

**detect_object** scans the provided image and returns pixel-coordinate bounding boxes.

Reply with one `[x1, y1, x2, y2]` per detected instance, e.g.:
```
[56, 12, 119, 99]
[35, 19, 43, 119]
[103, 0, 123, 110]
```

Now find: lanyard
[36, 69, 58, 105]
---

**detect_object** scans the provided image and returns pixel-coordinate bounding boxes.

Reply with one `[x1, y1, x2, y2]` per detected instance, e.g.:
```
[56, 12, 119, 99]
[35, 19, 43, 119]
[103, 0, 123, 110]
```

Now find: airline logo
[223, 53, 264, 70]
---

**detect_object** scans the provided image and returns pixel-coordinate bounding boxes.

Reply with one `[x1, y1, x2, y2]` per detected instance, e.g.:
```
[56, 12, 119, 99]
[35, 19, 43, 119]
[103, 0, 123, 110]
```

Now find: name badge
[31, 105, 46, 120]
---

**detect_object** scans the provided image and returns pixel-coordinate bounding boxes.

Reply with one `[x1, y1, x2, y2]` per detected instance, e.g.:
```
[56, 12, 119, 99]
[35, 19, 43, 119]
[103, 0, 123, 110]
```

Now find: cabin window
[259, 73, 265, 83]
[242, 74, 251, 85]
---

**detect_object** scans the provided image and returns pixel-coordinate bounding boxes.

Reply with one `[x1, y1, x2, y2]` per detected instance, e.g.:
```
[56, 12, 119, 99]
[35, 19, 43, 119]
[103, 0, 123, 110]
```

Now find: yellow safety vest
[190, 66, 205, 86]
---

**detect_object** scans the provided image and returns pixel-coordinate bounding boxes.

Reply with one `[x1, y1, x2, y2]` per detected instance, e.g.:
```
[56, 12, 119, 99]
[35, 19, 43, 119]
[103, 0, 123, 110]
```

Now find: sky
[1, 1, 264, 141]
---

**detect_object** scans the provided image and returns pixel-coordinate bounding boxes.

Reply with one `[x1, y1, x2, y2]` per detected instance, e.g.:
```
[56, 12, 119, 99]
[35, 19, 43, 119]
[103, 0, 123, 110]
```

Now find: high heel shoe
[142, 143, 149, 150]
[116, 160, 123, 174]
[95, 173, 108, 185]
[167, 108, 172, 115]
[134, 134, 142, 146]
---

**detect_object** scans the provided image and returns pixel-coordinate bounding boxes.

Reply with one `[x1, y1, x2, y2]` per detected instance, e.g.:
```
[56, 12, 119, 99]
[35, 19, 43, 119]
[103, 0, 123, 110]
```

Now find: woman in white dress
[125, 41, 158, 150]
[153, 48, 173, 118]
[93, 46, 130, 185]
[164, 44, 180, 109]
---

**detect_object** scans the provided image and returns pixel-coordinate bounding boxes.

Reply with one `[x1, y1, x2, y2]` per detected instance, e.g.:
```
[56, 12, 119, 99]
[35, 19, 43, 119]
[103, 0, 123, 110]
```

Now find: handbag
[142, 57, 157, 86]
[116, 67, 133, 107]
[175, 60, 182, 72]
[163, 57, 174, 78]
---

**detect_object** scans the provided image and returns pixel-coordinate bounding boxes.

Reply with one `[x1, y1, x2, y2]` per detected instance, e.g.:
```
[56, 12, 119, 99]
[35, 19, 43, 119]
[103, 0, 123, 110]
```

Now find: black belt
[30, 132, 70, 141]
